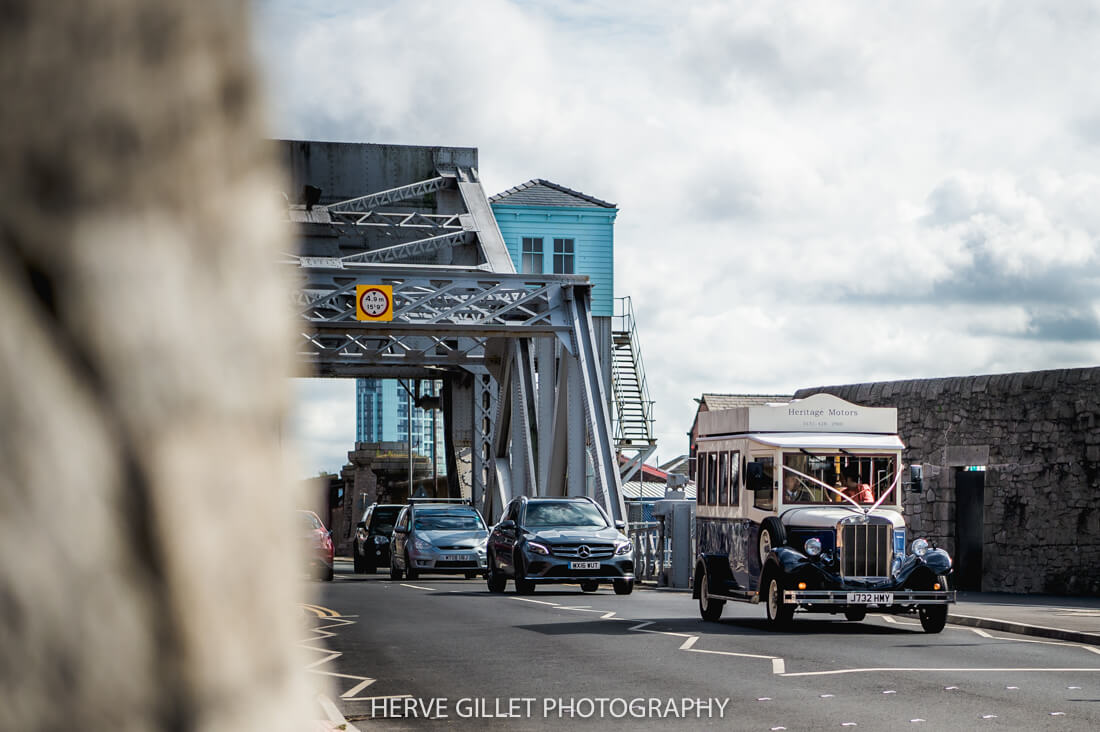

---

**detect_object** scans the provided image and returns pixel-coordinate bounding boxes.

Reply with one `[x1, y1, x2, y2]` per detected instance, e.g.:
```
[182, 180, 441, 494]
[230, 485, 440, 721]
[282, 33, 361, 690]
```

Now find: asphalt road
[304, 566, 1100, 731]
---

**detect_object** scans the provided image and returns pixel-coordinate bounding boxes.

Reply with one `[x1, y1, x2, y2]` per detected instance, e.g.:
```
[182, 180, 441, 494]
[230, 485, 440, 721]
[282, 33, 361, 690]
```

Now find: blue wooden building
[489, 179, 617, 317]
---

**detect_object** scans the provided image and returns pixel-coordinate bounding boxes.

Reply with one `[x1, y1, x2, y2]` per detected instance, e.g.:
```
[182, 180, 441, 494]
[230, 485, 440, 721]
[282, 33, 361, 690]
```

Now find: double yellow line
[302, 603, 341, 618]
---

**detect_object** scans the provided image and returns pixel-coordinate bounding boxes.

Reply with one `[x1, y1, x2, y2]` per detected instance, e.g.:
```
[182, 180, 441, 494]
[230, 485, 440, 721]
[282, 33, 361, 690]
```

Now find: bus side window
[696, 452, 708, 506]
[729, 451, 740, 506]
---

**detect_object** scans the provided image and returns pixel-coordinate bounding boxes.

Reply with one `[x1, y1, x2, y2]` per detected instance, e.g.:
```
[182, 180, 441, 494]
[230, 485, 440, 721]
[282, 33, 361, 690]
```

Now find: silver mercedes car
[389, 501, 489, 580]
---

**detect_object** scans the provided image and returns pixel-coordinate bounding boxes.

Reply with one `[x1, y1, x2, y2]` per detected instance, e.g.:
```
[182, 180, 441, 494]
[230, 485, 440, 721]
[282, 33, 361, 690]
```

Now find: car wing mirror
[614, 519, 626, 530]
[393, 526, 408, 534]
[908, 464, 924, 493]
[497, 519, 516, 532]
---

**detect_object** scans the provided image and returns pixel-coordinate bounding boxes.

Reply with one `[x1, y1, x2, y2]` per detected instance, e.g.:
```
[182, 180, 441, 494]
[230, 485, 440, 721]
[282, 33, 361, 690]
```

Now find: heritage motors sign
[748, 394, 897, 433]
[697, 393, 899, 438]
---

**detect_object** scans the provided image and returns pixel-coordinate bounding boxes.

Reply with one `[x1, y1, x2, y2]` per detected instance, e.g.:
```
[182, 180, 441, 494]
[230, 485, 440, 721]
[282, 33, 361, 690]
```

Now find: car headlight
[527, 540, 550, 556]
[414, 536, 433, 552]
[477, 536, 488, 549]
[804, 537, 822, 557]
[614, 540, 633, 555]
[910, 538, 929, 557]
[373, 535, 389, 544]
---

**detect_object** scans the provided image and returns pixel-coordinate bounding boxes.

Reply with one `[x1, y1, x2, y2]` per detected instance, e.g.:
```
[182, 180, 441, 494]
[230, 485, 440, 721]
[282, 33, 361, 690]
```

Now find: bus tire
[698, 568, 725, 622]
[764, 572, 794, 628]
[759, 517, 786, 565]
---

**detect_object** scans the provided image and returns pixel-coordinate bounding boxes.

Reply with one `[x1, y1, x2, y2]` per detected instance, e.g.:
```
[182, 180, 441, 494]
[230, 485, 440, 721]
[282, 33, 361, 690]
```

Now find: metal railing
[611, 296, 656, 443]
[628, 522, 663, 582]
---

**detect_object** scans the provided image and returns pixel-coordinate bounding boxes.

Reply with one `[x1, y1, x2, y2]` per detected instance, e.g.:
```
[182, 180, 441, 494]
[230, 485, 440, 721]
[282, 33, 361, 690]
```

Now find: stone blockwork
[795, 367, 1100, 596]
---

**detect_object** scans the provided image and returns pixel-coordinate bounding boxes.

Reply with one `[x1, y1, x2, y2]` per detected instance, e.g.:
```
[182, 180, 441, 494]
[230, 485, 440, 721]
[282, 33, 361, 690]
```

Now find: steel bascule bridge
[282, 141, 656, 522]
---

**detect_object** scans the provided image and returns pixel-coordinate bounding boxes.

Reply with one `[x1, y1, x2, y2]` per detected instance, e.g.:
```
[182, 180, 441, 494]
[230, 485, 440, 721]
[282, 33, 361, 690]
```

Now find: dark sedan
[486, 496, 634, 595]
[353, 503, 401, 574]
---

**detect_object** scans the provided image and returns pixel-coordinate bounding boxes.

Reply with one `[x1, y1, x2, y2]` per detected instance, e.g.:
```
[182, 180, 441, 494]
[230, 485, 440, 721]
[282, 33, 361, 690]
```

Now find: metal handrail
[612, 297, 656, 442]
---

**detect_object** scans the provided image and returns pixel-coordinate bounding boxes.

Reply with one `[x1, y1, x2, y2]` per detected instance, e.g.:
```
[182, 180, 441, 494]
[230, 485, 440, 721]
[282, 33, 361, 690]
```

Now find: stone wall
[795, 367, 1100, 596]
[0, 2, 313, 729]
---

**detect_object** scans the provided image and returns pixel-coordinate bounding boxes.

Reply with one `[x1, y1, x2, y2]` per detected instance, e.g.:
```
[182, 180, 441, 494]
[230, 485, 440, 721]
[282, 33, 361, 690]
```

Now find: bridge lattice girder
[283, 144, 624, 522]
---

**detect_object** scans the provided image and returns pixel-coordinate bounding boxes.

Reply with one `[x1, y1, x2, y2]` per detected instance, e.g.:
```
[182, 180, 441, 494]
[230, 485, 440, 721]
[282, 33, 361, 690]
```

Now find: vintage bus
[692, 394, 955, 632]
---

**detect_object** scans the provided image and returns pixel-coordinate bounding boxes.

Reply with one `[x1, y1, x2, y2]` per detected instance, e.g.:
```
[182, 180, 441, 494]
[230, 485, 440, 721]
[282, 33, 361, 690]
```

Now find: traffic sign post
[355, 285, 393, 321]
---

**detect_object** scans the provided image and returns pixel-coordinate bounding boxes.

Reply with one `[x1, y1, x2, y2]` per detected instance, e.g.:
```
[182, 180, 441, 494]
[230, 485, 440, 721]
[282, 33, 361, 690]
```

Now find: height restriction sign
[355, 285, 393, 321]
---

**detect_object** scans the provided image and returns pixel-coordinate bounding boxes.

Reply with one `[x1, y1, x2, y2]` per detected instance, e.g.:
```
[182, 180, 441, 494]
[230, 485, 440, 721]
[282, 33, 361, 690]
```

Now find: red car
[299, 510, 334, 581]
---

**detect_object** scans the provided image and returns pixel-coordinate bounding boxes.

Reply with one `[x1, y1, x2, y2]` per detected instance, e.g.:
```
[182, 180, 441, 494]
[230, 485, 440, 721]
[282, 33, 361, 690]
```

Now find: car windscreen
[413, 513, 485, 531]
[524, 502, 607, 529]
[369, 508, 400, 535]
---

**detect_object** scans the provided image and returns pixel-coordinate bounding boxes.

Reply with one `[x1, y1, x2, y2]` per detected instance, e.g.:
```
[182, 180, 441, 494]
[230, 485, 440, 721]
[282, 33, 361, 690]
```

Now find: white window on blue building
[521, 237, 543, 273]
[553, 238, 574, 274]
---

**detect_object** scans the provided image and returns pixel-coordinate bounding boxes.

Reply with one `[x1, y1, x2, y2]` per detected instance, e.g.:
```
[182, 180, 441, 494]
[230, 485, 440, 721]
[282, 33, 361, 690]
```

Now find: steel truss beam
[328, 211, 466, 229]
[292, 267, 577, 334]
[325, 176, 451, 214]
[339, 230, 474, 264]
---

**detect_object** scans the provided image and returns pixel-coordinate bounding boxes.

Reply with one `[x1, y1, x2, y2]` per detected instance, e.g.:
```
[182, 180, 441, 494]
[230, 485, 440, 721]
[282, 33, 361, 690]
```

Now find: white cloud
[287, 378, 356, 477]
[255, 0, 1100, 466]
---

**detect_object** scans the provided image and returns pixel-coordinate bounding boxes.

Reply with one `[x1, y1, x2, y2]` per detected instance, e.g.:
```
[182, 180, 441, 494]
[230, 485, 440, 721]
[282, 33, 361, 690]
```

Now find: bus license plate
[569, 561, 600, 570]
[847, 592, 893, 605]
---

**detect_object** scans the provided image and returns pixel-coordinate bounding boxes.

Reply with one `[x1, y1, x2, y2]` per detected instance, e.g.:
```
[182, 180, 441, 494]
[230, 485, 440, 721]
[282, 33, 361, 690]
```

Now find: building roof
[689, 393, 794, 440]
[699, 393, 791, 410]
[622, 481, 696, 500]
[489, 179, 616, 209]
[617, 455, 669, 482]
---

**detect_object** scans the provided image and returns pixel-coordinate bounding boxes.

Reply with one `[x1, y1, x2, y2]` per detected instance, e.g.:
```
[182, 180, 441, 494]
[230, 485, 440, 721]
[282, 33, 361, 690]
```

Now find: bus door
[745, 454, 776, 584]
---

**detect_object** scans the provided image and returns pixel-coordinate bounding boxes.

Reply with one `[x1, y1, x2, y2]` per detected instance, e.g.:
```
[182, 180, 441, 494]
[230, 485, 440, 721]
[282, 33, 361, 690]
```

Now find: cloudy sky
[253, 0, 1100, 477]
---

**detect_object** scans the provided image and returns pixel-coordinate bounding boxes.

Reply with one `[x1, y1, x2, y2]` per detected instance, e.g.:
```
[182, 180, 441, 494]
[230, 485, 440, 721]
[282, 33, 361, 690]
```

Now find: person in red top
[839, 468, 874, 503]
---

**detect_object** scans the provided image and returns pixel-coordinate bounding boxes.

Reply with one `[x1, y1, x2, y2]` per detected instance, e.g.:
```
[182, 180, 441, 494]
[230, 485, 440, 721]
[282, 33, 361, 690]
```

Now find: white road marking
[399, 583, 435, 591]
[772, 658, 786, 675]
[782, 667, 1100, 677]
[600, 611, 618, 619]
[968, 628, 994, 638]
[317, 694, 356, 730]
[302, 613, 377, 701]
[342, 678, 379, 699]
[688, 647, 780, 661]
[680, 636, 698, 650]
[510, 597, 560, 606]
[559, 606, 611, 613]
